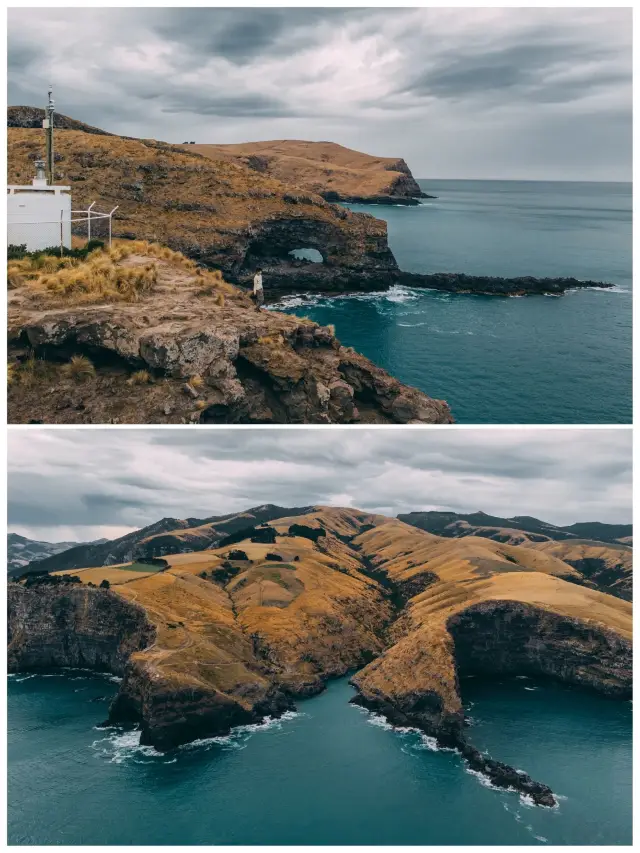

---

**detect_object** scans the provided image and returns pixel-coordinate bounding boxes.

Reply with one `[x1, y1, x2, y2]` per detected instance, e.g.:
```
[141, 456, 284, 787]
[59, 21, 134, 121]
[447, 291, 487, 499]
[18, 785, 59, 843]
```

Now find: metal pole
[108, 206, 119, 248]
[45, 86, 55, 185]
[60, 209, 64, 255]
[87, 201, 95, 244]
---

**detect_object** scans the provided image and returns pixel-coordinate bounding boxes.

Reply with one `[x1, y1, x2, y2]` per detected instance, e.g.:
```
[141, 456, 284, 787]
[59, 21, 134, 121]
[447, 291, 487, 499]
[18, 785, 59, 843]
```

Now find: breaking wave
[91, 711, 301, 765]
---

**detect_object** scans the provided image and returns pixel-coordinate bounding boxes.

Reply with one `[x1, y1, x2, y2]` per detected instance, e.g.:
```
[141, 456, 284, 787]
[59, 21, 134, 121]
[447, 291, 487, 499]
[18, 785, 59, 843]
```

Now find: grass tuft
[127, 369, 152, 385]
[63, 355, 96, 382]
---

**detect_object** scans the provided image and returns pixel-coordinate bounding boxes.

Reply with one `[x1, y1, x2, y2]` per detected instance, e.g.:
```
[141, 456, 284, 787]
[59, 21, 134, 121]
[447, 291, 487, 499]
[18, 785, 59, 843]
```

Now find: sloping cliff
[8, 127, 397, 291]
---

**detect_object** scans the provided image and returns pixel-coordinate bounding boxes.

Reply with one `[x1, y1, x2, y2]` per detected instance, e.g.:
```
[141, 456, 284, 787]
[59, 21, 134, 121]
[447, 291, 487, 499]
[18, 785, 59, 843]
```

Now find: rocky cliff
[184, 140, 429, 205]
[8, 582, 155, 673]
[8, 242, 452, 425]
[8, 507, 632, 803]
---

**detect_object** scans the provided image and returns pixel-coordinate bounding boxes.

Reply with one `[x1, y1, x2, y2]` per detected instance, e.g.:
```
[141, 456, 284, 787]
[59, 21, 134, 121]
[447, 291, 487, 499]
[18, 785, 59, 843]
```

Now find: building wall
[7, 188, 72, 251]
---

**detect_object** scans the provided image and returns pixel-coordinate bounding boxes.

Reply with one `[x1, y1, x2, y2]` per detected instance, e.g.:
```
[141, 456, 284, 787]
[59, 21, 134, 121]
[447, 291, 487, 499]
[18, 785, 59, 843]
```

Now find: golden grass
[62, 355, 96, 382]
[127, 369, 152, 385]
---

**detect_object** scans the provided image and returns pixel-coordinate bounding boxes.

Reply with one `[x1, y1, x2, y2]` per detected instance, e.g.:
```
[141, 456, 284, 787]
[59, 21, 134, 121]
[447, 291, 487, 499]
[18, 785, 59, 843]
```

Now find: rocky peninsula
[8, 506, 632, 806]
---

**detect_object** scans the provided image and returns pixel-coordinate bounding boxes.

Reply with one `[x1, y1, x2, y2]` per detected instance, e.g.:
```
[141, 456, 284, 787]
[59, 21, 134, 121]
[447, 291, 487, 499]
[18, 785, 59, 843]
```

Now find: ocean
[8, 672, 631, 845]
[275, 180, 632, 424]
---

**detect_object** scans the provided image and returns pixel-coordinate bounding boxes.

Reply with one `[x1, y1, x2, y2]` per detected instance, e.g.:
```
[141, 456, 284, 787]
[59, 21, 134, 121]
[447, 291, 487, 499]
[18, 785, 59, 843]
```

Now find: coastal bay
[275, 179, 631, 423]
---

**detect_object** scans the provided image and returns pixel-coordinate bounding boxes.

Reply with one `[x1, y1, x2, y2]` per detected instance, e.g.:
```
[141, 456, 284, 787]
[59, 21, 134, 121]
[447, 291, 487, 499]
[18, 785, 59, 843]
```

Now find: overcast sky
[7, 428, 631, 543]
[8, 7, 631, 181]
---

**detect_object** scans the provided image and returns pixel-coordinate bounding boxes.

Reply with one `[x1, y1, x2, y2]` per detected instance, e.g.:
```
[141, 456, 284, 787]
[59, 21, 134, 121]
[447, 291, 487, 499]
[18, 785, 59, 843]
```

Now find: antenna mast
[43, 86, 55, 185]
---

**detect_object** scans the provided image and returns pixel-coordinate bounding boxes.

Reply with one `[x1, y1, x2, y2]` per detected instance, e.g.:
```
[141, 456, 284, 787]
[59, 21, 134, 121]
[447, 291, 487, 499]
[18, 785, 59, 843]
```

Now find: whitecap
[91, 728, 161, 765]
[524, 686, 539, 691]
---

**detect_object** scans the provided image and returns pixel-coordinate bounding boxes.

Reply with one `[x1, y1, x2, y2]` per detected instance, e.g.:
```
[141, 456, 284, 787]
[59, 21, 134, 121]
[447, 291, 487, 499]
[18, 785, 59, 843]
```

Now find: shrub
[99, 579, 110, 589]
[127, 369, 152, 385]
[63, 355, 96, 382]
[227, 549, 249, 561]
[265, 553, 283, 561]
[288, 524, 326, 543]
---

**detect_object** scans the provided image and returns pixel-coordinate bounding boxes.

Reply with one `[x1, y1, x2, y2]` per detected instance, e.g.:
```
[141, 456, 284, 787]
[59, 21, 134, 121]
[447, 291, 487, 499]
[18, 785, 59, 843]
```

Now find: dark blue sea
[276, 180, 632, 424]
[8, 672, 631, 845]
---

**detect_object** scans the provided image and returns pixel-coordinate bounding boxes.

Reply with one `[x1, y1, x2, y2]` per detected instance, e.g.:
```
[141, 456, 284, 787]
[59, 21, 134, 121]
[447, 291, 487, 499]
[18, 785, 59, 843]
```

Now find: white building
[7, 162, 71, 251]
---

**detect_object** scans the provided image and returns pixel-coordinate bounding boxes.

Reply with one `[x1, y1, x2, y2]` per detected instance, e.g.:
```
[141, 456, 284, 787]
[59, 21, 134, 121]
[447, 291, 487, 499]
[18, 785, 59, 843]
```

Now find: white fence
[7, 203, 119, 253]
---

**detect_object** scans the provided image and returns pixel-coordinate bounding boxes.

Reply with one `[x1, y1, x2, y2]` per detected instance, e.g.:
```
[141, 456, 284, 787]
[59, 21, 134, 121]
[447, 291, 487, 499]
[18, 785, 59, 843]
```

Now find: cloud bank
[8, 7, 631, 180]
[7, 427, 631, 542]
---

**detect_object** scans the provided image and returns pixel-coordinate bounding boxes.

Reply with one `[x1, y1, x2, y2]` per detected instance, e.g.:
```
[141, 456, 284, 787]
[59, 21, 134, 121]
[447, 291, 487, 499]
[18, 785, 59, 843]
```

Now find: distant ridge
[7, 105, 113, 136]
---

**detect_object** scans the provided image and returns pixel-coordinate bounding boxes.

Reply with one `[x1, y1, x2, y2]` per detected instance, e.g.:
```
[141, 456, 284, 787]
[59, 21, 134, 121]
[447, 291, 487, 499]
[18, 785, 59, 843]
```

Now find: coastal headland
[8, 505, 632, 807]
[7, 108, 615, 298]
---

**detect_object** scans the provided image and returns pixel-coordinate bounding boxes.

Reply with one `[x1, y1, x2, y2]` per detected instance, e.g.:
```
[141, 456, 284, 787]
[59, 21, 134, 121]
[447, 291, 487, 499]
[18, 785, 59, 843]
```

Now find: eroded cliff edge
[7, 243, 452, 425]
[7, 508, 632, 805]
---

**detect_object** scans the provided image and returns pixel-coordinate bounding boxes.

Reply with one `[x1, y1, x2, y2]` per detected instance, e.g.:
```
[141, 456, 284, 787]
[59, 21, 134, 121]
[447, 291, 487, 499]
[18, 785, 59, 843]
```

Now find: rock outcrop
[348, 518, 632, 806]
[8, 244, 452, 425]
[398, 271, 615, 296]
[8, 507, 632, 802]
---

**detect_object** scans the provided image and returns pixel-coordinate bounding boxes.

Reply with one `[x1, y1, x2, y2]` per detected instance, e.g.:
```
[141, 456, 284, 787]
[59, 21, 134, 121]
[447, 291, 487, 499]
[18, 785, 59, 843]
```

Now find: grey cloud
[6, 428, 632, 542]
[401, 37, 624, 105]
[7, 7, 630, 180]
[161, 92, 297, 119]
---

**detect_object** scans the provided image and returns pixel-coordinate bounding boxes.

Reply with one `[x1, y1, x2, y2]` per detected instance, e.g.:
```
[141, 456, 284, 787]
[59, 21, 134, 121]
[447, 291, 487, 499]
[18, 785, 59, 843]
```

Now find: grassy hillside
[185, 139, 425, 201]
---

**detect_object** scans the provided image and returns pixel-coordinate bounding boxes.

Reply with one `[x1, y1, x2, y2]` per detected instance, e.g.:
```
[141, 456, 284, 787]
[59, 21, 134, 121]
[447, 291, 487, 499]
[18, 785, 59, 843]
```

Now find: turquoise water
[275, 180, 632, 423]
[8, 672, 631, 845]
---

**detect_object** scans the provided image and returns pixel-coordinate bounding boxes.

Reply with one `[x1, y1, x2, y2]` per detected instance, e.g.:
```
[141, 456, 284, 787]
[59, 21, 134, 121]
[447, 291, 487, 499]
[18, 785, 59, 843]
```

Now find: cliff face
[183, 140, 428, 204]
[7, 583, 155, 673]
[8, 243, 452, 425]
[8, 507, 632, 803]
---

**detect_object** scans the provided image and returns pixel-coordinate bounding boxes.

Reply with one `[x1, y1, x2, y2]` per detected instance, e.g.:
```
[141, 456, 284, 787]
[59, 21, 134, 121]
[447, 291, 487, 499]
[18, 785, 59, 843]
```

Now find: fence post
[87, 201, 95, 244]
[108, 206, 119, 248]
[60, 209, 64, 256]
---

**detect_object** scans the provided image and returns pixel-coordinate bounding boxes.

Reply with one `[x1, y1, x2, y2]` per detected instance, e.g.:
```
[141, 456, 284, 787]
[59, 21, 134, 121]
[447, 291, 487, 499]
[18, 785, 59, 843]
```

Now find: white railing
[7, 203, 119, 253]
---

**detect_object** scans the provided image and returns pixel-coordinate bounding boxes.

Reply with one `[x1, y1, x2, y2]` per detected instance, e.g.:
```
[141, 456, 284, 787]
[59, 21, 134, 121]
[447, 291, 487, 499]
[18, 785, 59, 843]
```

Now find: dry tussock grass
[8, 239, 240, 307]
[62, 355, 96, 382]
[127, 369, 152, 386]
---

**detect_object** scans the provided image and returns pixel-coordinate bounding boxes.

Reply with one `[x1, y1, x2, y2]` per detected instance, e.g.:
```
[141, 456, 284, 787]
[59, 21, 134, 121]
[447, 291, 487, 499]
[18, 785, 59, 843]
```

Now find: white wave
[91, 728, 161, 765]
[92, 710, 300, 765]
[466, 767, 503, 791]
[524, 686, 539, 691]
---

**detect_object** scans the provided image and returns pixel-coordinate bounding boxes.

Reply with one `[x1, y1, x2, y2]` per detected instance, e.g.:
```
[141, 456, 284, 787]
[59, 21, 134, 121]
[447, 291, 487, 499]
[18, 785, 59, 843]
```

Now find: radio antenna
[44, 85, 55, 184]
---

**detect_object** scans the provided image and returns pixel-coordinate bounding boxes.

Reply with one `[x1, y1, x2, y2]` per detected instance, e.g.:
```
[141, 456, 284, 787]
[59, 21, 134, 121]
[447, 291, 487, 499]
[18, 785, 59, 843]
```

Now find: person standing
[253, 268, 264, 310]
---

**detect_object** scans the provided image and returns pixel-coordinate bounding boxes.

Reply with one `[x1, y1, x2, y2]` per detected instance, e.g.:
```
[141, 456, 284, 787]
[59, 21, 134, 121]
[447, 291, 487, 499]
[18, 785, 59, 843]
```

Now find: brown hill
[523, 539, 633, 601]
[184, 139, 427, 204]
[8, 106, 113, 136]
[8, 506, 631, 805]
[7, 127, 397, 293]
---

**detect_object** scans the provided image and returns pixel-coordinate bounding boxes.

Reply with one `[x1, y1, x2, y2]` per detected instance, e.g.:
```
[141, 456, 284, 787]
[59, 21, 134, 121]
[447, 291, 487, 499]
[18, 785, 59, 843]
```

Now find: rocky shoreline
[255, 263, 616, 299]
[348, 692, 556, 807]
